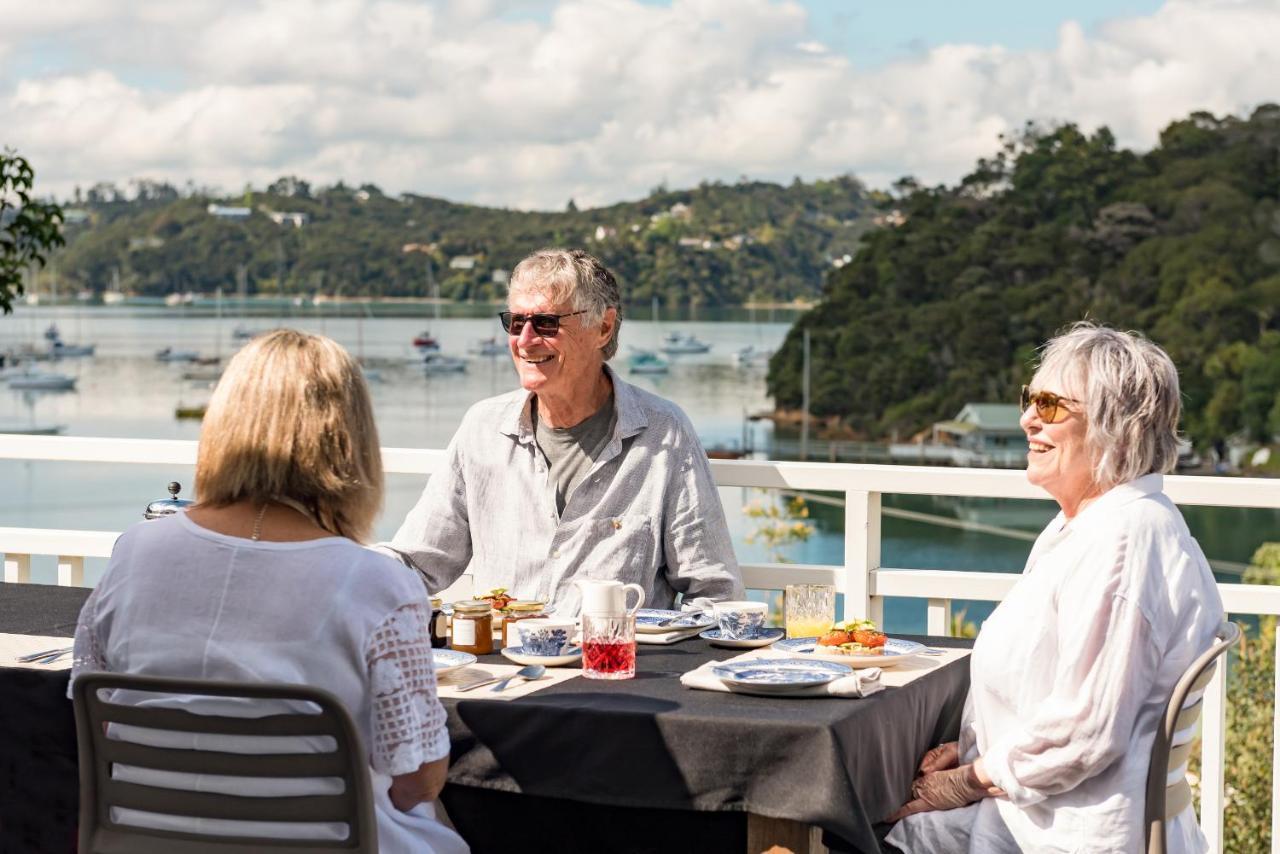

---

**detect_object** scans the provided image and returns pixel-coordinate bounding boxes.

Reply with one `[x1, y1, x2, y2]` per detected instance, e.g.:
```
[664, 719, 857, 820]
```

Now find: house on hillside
[931, 403, 1025, 454]
[449, 256, 476, 271]
[267, 211, 309, 228]
[207, 204, 251, 220]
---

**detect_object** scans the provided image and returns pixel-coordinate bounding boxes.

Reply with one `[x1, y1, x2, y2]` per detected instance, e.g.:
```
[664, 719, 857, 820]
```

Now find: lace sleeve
[67, 585, 108, 699]
[365, 601, 450, 776]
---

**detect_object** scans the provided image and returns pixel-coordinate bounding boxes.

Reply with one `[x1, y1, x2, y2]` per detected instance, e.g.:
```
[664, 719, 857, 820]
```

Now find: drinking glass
[581, 614, 636, 680]
[784, 584, 836, 639]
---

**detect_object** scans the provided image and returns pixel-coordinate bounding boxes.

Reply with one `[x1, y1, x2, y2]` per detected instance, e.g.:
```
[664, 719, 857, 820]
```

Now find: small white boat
[156, 347, 201, 363]
[733, 345, 774, 366]
[468, 337, 505, 356]
[661, 332, 711, 354]
[422, 353, 467, 374]
[0, 422, 66, 435]
[44, 323, 60, 341]
[48, 339, 96, 358]
[628, 349, 670, 375]
[8, 369, 77, 391]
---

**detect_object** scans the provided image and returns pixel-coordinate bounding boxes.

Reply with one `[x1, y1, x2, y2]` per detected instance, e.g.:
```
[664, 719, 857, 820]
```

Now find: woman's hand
[916, 741, 959, 776]
[389, 755, 450, 812]
[887, 763, 1005, 822]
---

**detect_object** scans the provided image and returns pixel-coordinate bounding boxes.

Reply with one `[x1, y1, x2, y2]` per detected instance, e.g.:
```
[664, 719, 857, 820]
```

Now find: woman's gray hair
[1033, 322, 1182, 490]
[508, 248, 623, 360]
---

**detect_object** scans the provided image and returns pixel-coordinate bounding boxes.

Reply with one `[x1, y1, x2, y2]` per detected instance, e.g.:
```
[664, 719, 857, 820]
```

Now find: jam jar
[450, 601, 494, 655]
[429, 597, 448, 649]
[501, 601, 547, 648]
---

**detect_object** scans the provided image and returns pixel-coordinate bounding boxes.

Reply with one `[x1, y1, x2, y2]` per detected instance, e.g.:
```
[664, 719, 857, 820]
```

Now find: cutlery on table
[658, 612, 703, 627]
[455, 675, 504, 692]
[490, 664, 546, 693]
[17, 646, 73, 663]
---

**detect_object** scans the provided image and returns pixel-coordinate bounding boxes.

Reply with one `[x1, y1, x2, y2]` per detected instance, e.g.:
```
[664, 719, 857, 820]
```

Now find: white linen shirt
[69, 512, 467, 854]
[379, 365, 744, 614]
[889, 474, 1223, 854]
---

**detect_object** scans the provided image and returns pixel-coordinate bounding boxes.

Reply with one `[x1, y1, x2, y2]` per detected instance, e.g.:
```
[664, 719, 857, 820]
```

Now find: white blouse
[889, 474, 1223, 854]
[69, 511, 468, 854]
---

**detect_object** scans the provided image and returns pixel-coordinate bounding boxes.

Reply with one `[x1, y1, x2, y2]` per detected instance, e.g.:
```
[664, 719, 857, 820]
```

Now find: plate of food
[432, 648, 478, 673]
[634, 608, 715, 633]
[774, 620, 925, 668]
[711, 658, 851, 695]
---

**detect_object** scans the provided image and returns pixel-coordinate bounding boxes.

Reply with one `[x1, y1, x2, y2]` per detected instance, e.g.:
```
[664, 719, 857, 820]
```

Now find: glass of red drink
[581, 614, 637, 680]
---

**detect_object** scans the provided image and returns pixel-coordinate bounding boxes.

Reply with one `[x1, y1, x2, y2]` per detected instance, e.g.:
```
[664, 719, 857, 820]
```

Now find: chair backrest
[1145, 621, 1240, 854]
[73, 672, 377, 854]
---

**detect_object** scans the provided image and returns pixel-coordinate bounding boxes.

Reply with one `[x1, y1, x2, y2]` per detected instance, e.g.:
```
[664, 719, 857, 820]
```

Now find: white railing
[3, 433, 1280, 851]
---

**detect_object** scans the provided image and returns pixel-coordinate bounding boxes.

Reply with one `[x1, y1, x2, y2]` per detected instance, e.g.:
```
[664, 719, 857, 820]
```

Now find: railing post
[4, 553, 32, 583]
[1199, 658, 1227, 852]
[57, 555, 85, 587]
[1272, 638, 1280, 853]
[843, 490, 881, 623]
[926, 599, 952, 636]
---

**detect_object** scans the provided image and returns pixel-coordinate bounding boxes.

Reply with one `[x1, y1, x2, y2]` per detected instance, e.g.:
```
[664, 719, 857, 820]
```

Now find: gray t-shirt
[533, 393, 617, 516]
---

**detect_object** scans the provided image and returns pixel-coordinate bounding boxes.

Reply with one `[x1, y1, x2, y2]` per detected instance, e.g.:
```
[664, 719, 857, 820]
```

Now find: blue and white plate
[773, 636, 926, 668]
[635, 608, 715, 633]
[711, 658, 851, 694]
[432, 648, 478, 674]
[699, 627, 785, 649]
[500, 645, 582, 668]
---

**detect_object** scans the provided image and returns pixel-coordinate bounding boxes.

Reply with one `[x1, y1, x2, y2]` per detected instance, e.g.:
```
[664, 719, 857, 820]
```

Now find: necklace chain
[250, 502, 269, 541]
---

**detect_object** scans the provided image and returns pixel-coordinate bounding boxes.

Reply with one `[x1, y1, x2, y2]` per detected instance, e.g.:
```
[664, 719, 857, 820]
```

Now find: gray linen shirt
[379, 366, 745, 615]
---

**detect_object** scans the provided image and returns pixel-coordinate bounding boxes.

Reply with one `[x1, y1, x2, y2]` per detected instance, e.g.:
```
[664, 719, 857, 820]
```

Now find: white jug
[574, 578, 645, 617]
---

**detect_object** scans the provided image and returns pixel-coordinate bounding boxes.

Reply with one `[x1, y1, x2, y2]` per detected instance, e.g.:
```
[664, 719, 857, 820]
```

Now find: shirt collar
[1065, 472, 1164, 530]
[497, 363, 647, 443]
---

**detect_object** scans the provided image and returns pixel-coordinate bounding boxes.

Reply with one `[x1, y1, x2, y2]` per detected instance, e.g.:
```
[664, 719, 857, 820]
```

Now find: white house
[207, 204, 251, 220]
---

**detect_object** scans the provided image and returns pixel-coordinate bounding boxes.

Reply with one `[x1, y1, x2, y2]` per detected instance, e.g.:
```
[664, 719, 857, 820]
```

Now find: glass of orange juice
[784, 584, 836, 639]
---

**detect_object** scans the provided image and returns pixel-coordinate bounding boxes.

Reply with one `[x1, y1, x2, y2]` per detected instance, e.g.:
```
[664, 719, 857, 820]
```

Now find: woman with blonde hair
[70, 329, 467, 854]
[887, 323, 1224, 853]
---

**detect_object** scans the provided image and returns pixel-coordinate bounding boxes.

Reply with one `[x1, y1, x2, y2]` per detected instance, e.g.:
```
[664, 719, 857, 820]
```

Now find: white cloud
[2, 0, 1277, 208]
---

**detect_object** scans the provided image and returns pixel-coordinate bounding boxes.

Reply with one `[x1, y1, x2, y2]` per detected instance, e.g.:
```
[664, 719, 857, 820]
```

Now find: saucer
[500, 645, 583, 667]
[699, 627, 785, 649]
[432, 648, 477, 674]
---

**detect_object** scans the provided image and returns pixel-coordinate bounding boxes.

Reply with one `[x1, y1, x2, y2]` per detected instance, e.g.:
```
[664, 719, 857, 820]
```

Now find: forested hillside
[768, 106, 1280, 447]
[53, 175, 876, 306]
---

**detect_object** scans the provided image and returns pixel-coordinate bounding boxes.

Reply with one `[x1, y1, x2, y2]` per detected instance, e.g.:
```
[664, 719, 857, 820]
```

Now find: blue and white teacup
[517, 619, 577, 657]
[714, 601, 769, 640]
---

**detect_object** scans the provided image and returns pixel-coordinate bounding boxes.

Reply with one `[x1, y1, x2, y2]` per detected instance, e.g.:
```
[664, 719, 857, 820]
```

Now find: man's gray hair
[508, 248, 623, 360]
[1032, 322, 1182, 490]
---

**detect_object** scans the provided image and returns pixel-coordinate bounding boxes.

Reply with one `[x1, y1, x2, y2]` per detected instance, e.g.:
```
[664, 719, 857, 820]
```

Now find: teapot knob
[168, 481, 181, 498]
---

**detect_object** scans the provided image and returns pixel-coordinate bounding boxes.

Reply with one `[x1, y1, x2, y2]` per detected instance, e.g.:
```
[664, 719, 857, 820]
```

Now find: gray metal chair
[1145, 621, 1240, 854]
[73, 672, 377, 853]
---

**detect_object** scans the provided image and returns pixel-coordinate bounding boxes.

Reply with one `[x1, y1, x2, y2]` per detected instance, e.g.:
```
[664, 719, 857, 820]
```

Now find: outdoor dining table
[0, 581, 972, 854]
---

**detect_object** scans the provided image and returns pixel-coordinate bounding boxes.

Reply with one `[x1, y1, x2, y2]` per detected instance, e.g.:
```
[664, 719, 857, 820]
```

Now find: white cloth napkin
[636, 625, 706, 645]
[680, 657, 883, 698]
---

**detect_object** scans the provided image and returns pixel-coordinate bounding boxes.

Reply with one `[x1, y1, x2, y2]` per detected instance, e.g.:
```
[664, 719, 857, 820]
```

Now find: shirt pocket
[581, 515, 657, 581]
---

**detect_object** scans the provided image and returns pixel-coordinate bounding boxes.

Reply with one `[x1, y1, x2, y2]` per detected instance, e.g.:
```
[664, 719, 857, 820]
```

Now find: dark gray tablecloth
[0, 582, 972, 854]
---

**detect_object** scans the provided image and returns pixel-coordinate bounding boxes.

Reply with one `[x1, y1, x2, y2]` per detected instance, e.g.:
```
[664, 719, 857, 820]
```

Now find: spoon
[490, 664, 546, 693]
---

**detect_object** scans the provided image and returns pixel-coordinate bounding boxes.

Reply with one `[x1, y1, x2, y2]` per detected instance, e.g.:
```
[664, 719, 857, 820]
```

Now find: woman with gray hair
[887, 323, 1224, 853]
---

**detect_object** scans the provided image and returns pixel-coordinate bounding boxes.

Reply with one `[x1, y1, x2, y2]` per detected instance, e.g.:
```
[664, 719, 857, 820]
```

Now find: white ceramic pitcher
[574, 578, 645, 617]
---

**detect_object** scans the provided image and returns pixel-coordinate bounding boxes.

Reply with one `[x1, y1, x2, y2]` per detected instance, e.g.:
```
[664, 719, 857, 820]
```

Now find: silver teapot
[144, 481, 194, 520]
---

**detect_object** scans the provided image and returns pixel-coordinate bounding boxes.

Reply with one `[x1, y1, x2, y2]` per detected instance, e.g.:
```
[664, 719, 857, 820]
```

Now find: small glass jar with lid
[501, 601, 547, 648]
[428, 597, 448, 649]
[450, 601, 494, 655]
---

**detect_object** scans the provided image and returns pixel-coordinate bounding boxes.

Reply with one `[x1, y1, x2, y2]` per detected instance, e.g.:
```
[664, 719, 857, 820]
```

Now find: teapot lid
[144, 481, 194, 520]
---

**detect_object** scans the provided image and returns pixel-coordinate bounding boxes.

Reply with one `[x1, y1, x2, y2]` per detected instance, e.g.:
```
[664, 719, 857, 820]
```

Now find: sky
[1, 0, 1276, 210]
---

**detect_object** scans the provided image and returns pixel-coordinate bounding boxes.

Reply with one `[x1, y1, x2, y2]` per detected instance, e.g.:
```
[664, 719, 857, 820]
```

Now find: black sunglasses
[498, 310, 587, 337]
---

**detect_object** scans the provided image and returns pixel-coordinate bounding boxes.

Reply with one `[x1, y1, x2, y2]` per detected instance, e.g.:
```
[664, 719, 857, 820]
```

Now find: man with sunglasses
[379, 248, 744, 615]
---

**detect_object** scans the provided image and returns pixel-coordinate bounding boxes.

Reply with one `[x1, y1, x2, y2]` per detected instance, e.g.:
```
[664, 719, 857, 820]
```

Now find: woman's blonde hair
[195, 329, 383, 542]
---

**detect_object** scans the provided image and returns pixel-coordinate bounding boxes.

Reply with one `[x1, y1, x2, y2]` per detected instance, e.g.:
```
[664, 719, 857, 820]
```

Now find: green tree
[0, 150, 64, 313]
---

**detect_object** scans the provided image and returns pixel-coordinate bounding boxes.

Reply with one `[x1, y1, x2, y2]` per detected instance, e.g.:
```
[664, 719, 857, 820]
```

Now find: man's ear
[598, 307, 618, 349]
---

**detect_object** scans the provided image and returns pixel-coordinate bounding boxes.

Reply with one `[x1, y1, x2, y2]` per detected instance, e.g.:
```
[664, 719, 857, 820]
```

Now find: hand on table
[887, 763, 1005, 822]
[916, 740, 959, 776]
